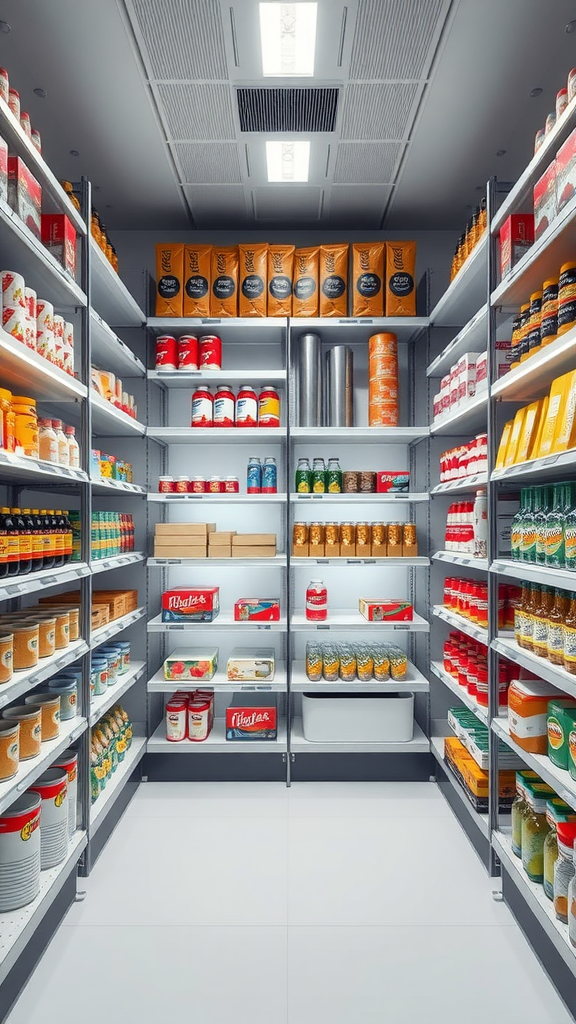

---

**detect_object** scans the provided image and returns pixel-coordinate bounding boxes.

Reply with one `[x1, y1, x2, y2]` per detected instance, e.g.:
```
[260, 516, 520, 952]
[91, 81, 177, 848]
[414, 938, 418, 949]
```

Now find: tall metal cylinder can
[298, 333, 322, 426]
[326, 346, 353, 426]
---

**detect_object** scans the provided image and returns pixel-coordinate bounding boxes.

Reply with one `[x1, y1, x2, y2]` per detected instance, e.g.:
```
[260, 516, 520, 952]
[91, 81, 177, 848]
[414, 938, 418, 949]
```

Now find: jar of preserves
[191, 476, 205, 493]
[0, 67, 8, 104]
[236, 385, 258, 427]
[548, 587, 570, 664]
[8, 88, 20, 119]
[208, 476, 224, 493]
[13, 396, 38, 458]
[326, 458, 342, 493]
[191, 386, 213, 427]
[292, 522, 308, 550]
[355, 644, 374, 682]
[176, 476, 189, 493]
[158, 476, 175, 493]
[309, 522, 325, 547]
[214, 385, 235, 427]
[340, 523, 355, 550]
[511, 772, 539, 857]
[322, 643, 338, 681]
[355, 523, 370, 549]
[359, 471, 376, 493]
[224, 476, 239, 493]
[522, 782, 553, 883]
[52, 420, 69, 467]
[338, 643, 356, 681]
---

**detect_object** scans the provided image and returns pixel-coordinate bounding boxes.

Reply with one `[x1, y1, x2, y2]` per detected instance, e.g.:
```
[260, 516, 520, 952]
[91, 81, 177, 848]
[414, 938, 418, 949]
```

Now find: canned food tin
[343, 471, 359, 493]
[199, 335, 222, 370]
[309, 522, 325, 546]
[359, 471, 376, 493]
[214, 385, 235, 427]
[178, 335, 198, 370]
[159, 476, 176, 492]
[166, 698, 187, 742]
[191, 386, 213, 427]
[8, 88, 19, 119]
[191, 476, 205, 493]
[155, 335, 178, 370]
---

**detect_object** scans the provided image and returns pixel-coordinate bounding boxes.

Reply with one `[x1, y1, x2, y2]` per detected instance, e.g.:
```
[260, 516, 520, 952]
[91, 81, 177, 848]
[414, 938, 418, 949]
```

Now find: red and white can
[158, 476, 175, 493]
[176, 476, 190, 493]
[166, 698, 187, 742]
[155, 335, 178, 370]
[199, 335, 222, 370]
[0, 791, 41, 912]
[208, 476, 224, 493]
[306, 580, 328, 621]
[8, 88, 19, 119]
[258, 385, 280, 427]
[188, 700, 211, 741]
[31, 129, 41, 153]
[214, 385, 235, 427]
[224, 476, 239, 493]
[236, 385, 258, 427]
[191, 386, 213, 427]
[20, 111, 31, 138]
[190, 476, 205, 493]
[53, 315, 64, 368]
[0, 68, 9, 105]
[178, 334, 198, 370]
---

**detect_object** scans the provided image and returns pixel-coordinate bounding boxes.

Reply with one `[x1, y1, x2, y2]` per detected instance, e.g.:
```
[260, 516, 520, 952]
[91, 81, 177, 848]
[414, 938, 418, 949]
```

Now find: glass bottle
[31, 509, 48, 570]
[520, 488, 536, 562]
[532, 585, 554, 658]
[39, 508, 55, 570]
[510, 488, 526, 561]
[554, 823, 576, 923]
[522, 583, 541, 652]
[565, 484, 576, 570]
[0, 507, 18, 577]
[65, 425, 80, 469]
[548, 587, 570, 665]
[52, 419, 69, 468]
[515, 583, 529, 647]
[545, 482, 566, 568]
[543, 799, 576, 897]
[564, 593, 576, 676]
[511, 771, 539, 857]
[52, 509, 65, 568]
[535, 486, 551, 564]
[11, 507, 31, 576]
[522, 782, 553, 883]
[326, 458, 342, 494]
[21, 508, 43, 573]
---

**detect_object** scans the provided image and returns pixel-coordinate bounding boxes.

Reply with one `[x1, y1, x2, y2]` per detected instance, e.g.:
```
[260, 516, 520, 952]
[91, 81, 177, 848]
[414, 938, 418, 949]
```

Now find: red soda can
[178, 335, 198, 370]
[305, 580, 328, 621]
[200, 335, 222, 369]
[156, 335, 178, 370]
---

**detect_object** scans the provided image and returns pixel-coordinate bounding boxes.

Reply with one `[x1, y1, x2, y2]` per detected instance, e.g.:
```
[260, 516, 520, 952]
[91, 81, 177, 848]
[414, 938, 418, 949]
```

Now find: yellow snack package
[495, 420, 514, 470]
[504, 407, 528, 467]
[553, 369, 576, 452]
[516, 399, 545, 464]
[538, 373, 572, 457]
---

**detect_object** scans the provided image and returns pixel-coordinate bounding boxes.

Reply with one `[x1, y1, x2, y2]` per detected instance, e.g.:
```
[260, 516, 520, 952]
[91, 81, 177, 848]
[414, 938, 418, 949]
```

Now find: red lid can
[199, 335, 222, 370]
[178, 335, 198, 370]
[156, 335, 178, 370]
[214, 385, 235, 427]
[191, 386, 213, 427]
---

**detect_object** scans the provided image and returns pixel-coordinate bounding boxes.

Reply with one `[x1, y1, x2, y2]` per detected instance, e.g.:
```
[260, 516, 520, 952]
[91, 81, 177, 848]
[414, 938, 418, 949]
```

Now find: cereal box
[226, 693, 278, 740]
[234, 598, 280, 622]
[163, 649, 218, 681]
[41, 214, 77, 278]
[8, 156, 41, 239]
[161, 587, 220, 623]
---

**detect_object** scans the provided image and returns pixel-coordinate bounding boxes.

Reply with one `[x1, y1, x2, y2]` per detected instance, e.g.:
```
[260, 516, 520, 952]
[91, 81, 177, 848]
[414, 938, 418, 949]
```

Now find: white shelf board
[290, 491, 429, 504]
[148, 718, 286, 753]
[492, 191, 576, 309]
[0, 829, 87, 987]
[289, 316, 429, 345]
[90, 732, 147, 832]
[149, 368, 287, 387]
[147, 612, 287, 633]
[490, 558, 576, 588]
[492, 96, 576, 234]
[147, 426, 285, 445]
[0, 639, 88, 712]
[0, 451, 88, 488]
[147, 492, 286, 504]
[430, 661, 489, 726]
[0, 562, 90, 604]
[0, 328, 87, 403]
[431, 474, 488, 495]
[429, 233, 488, 328]
[147, 555, 286, 568]
[290, 610, 429, 632]
[91, 607, 146, 648]
[0, 196, 87, 310]
[290, 661, 429, 693]
[430, 735, 490, 839]
[0, 716, 87, 816]
[492, 447, 576, 485]
[432, 605, 489, 646]
[290, 426, 429, 444]
[89, 662, 147, 726]
[492, 636, 576, 702]
[90, 239, 145, 327]
[90, 309, 145, 378]
[146, 317, 287, 342]
[91, 551, 145, 575]
[493, 829, 576, 972]
[491, 324, 576, 403]
[493, 717, 576, 813]
[90, 393, 145, 437]
[433, 551, 489, 571]
[427, 304, 488, 378]
[147, 664, 287, 693]
[430, 390, 488, 437]
[291, 556, 430, 567]
[91, 477, 146, 496]
[290, 717, 429, 754]
[0, 97, 86, 235]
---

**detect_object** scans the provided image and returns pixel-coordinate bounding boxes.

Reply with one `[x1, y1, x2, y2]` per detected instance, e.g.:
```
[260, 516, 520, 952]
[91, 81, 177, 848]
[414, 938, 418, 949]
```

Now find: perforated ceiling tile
[252, 187, 323, 221]
[156, 84, 236, 141]
[129, 0, 227, 80]
[183, 185, 248, 227]
[349, 0, 445, 80]
[328, 185, 393, 227]
[237, 89, 339, 133]
[173, 143, 242, 184]
[341, 83, 419, 141]
[334, 143, 403, 184]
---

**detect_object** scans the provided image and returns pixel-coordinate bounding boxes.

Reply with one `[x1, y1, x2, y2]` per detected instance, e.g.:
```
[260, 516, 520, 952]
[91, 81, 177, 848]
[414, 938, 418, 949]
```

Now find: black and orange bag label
[211, 246, 238, 317]
[268, 244, 294, 316]
[183, 245, 212, 318]
[293, 246, 319, 317]
[239, 243, 268, 317]
[352, 243, 384, 317]
[155, 243, 184, 317]
[320, 243, 349, 317]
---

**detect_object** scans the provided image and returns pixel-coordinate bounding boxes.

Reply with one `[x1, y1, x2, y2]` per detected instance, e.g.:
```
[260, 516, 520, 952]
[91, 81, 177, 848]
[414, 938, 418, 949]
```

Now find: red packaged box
[498, 214, 534, 278]
[8, 156, 41, 238]
[533, 162, 557, 241]
[234, 598, 280, 622]
[0, 135, 7, 203]
[41, 213, 76, 278]
[376, 471, 410, 493]
[358, 598, 413, 622]
[555, 126, 576, 213]
[161, 587, 220, 623]
[226, 694, 277, 740]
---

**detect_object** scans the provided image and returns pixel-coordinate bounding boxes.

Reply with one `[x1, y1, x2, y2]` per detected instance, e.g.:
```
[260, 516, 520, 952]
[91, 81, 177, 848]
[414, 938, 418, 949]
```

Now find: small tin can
[176, 476, 189, 493]
[262, 457, 277, 493]
[158, 476, 176, 493]
[208, 476, 224, 493]
[247, 457, 261, 493]
[155, 335, 178, 370]
[199, 335, 222, 369]
[224, 476, 239, 493]
[309, 522, 325, 546]
[178, 335, 198, 370]
[190, 476, 205, 493]
[359, 471, 377, 493]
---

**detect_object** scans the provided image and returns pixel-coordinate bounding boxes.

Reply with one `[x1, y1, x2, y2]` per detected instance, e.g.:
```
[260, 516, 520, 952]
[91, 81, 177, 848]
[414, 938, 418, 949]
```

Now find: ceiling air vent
[237, 89, 339, 133]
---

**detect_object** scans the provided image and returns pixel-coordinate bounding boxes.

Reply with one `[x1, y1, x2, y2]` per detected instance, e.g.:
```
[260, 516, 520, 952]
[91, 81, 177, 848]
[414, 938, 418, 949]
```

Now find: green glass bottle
[511, 488, 526, 561]
[565, 483, 576, 571]
[545, 482, 566, 568]
[520, 487, 536, 563]
[535, 485, 551, 565]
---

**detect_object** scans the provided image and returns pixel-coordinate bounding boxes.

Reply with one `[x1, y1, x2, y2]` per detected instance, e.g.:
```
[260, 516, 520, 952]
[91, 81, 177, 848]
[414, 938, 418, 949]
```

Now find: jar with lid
[554, 822, 576, 922]
[326, 458, 342, 493]
[258, 385, 280, 427]
[65, 425, 80, 468]
[52, 420, 69, 467]
[12, 396, 38, 458]
[236, 385, 258, 427]
[295, 458, 312, 493]
[543, 798, 571, 897]
[60, 181, 81, 213]
[38, 418, 58, 463]
[557, 262, 576, 336]
[521, 781, 554, 882]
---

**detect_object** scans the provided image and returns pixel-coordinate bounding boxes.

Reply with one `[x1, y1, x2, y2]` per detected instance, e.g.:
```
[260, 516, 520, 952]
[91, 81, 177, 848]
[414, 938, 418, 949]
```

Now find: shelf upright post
[77, 176, 93, 877]
[285, 317, 292, 786]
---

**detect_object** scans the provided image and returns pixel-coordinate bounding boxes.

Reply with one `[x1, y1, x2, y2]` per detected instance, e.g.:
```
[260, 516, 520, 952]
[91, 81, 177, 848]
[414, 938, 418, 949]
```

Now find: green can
[312, 457, 326, 493]
[327, 458, 342, 493]
[295, 457, 312, 493]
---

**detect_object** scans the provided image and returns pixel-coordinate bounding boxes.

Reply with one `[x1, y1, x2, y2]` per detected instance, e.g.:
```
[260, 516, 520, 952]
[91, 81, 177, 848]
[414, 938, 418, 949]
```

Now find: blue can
[247, 457, 261, 493]
[262, 457, 277, 493]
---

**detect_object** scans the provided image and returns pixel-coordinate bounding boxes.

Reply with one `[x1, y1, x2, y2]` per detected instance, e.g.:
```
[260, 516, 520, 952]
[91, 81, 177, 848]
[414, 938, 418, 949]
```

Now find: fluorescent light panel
[259, 3, 317, 77]
[266, 141, 310, 181]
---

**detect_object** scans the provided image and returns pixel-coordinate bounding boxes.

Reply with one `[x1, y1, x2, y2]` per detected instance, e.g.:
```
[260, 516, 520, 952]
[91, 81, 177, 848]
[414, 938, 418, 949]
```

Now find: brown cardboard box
[325, 542, 340, 557]
[154, 545, 207, 558]
[371, 543, 388, 558]
[402, 544, 419, 558]
[340, 543, 355, 557]
[232, 546, 277, 558]
[387, 543, 403, 558]
[97, 589, 139, 613]
[292, 542, 309, 557]
[355, 542, 371, 558]
[155, 523, 216, 537]
[232, 534, 276, 546]
[155, 534, 206, 548]
[309, 544, 325, 558]
[209, 544, 232, 558]
[209, 531, 237, 545]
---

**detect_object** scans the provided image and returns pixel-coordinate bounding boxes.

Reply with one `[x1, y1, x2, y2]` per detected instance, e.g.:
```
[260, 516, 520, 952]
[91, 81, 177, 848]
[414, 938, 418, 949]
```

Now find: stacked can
[368, 332, 398, 426]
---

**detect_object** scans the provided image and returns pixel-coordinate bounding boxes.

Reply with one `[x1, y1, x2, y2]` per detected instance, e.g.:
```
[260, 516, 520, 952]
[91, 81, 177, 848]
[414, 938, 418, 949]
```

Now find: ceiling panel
[236, 88, 340, 133]
[156, 83, 236, 140]
[340, 83, 420, 141]
[253, 187, 324, 220]
[173, 143, 243, 183]
[129, 0, 227, 80]
[183, 185, 248, 226]
[329, 185, 393, 227]
[334, 143, 404, 184]
[349, 0, 445, 81]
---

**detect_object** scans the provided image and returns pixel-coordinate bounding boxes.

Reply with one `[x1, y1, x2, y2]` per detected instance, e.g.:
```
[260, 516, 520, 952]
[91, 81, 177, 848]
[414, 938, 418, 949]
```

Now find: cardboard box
[162, 587, 220, 623]
[210, 531, 237, 545]
[154, 545, 207, 558]
[209, 544, 231, 558]
[555, 126, 576, 213]
[355, 542, 371, 557]
[0, 135, 7, 203]
[308, 543, 325, 558]
[371, 543, 387, 558]
[226, 693, 277, 740]
[41, 214, 76, 278]
[358, 598, 413, 622]
[227, 648, 275, 681]
[387, 543, 403, 558]
[154, 534, 207, 546]
[402, 543, 419, 558]
[163, 649, 218, 681]
[499, 214, 534, 277]
[292, 542, 309, 557]
[155, 523, 216, 537]
[232, 546, 277, 558]
[324, 542, 340, 557]
[232, 533, 276, 546]
[8, 156, 41, 238]
[234, 598, 280, 622]
[376, 471, 410, 493]
[533, 162, 557, 241]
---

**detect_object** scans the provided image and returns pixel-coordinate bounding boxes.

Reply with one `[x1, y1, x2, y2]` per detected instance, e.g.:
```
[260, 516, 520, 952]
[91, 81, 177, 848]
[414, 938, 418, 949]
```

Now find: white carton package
[227, 647, 275, 681]
[475, 351, 488, 391]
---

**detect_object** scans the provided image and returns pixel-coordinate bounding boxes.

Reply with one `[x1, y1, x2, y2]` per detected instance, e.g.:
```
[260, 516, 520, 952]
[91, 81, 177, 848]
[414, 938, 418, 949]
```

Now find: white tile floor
[5, 781, 576, 1024]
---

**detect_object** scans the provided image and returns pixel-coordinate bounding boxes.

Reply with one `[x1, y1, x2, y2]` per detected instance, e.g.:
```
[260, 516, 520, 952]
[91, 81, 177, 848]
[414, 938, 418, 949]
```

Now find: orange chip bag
[352, 243, 384, 317]
[238, 243, 268, 317]
[155, 243, 184, 317]
[320, 243, 349, 317]
[293, 246, 319, 317]
[385, 241, 417, 316]
[211, 246, 238, 317]
[268, 244, 294, 316]
[183, 244, 212, 318]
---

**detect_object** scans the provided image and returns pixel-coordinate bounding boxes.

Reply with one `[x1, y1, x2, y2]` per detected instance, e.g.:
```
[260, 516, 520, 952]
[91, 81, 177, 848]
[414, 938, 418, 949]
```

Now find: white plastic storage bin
[301, 692, 414, 743]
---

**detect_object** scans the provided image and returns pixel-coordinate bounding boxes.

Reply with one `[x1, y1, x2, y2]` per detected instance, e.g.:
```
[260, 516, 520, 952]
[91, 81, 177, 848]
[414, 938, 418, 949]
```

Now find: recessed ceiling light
[529, 87, 543, 98]
[496, 149, 506, 157]
[266, 140, 310, 182]
[259, 3, 317, 76]
[70, 149, 80, 157]
[566, 19, 576, 33]
[0, 21, 11, 34]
